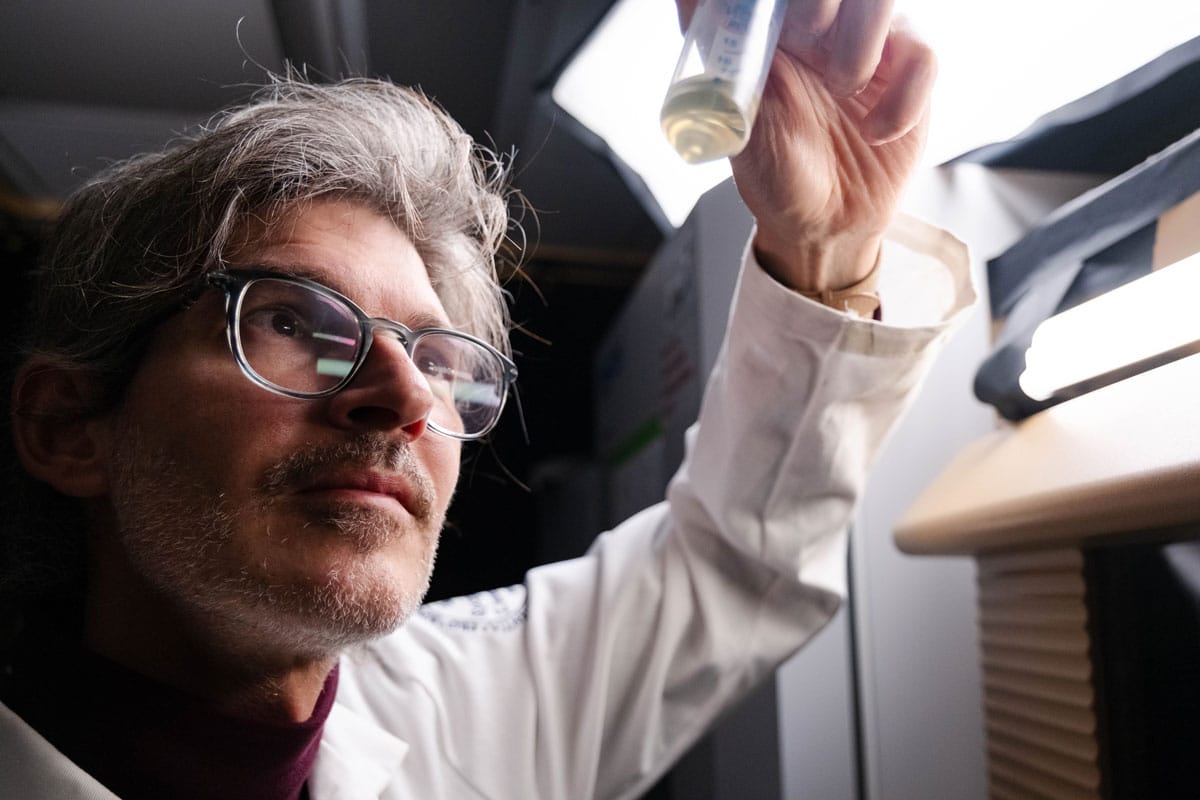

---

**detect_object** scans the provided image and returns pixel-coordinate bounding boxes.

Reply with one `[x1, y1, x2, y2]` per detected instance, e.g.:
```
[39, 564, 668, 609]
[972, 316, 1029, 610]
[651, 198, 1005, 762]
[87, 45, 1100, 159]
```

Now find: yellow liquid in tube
[661, 0, 785, 164]
[660, 76, 754, 164]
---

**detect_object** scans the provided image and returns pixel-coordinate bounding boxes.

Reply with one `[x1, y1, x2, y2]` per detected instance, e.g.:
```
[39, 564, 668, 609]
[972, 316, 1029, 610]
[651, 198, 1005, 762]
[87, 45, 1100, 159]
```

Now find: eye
[270, 310, 300, 337]
[244, 305, 311, 340]
[414, 338, 464, 377]
[417, 351, 451, 373]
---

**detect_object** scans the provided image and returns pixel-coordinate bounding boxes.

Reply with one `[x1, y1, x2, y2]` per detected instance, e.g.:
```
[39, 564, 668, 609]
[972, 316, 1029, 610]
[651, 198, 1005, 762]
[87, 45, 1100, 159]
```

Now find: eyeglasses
[207, 269, 517, 440]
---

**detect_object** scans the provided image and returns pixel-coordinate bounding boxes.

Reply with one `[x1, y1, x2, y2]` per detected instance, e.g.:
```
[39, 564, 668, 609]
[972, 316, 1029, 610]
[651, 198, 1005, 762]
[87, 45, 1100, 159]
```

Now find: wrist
[752, 228, 882, 292]
[752, 229, 884, 318]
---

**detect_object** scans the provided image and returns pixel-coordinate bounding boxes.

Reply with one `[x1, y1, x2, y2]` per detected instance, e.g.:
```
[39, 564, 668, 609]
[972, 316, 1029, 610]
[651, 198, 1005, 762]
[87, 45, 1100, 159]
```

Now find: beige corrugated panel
[977, 548, 1100, 800]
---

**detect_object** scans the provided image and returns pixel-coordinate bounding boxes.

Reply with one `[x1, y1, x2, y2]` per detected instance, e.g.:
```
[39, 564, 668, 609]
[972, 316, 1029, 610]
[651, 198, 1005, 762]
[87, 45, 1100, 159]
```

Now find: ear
[11, 360, 113, 498]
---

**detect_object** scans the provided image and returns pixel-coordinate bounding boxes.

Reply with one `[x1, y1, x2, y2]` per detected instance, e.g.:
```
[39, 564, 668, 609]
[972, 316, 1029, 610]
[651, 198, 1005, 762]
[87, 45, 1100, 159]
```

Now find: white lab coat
[0, 221, 974, 800]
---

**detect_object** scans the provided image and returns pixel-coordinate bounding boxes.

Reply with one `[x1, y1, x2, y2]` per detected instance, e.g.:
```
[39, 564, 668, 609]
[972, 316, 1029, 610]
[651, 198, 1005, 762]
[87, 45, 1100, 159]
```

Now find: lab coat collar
[0, 701, 120, 800]
[309, 699, 409, 799]
[1, 696, 411, 800]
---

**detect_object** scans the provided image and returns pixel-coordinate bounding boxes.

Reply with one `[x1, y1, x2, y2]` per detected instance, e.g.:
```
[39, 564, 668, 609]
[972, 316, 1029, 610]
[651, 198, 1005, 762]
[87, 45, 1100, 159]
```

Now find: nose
[324, 332, 433, 438]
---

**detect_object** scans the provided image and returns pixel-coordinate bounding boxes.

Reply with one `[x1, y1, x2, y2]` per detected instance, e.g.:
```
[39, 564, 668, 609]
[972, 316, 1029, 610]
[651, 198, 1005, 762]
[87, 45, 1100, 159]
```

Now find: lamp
[550, 0, 1198, 229]
[1019, 251, 1200, 402]
[550, 0, 730, 227]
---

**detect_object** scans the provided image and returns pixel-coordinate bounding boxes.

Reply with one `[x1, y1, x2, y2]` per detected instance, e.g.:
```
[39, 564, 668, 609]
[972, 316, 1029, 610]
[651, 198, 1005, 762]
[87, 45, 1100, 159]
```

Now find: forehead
[228, 199, 449, 324]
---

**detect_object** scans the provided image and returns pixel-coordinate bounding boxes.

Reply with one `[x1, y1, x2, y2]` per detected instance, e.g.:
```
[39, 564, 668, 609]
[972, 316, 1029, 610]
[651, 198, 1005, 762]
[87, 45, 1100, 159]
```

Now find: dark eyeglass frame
[207, 269, 518, 440]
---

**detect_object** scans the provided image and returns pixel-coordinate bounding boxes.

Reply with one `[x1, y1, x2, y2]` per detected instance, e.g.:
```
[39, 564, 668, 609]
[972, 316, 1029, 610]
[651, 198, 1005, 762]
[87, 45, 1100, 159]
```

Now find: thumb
[675, 0, 698, 31]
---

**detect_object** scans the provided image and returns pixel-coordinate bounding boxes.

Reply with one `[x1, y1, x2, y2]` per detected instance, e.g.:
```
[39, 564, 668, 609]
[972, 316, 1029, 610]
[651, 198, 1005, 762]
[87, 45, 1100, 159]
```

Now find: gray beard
[108, 425, 443, 662]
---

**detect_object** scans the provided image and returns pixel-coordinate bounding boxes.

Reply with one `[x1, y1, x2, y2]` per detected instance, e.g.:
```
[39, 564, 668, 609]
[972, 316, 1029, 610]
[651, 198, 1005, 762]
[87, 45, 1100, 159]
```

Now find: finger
[675, 0, 698, 31]
[860, 23, 936, 144]
[775, 1, 839, 69]
[781, 0, 841, 36]
[823, 0, 895, 97]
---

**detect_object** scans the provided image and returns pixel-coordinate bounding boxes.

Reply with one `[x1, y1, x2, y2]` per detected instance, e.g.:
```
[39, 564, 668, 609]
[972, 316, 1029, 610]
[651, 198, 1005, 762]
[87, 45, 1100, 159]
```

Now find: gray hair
[27, 75, 516, 407]
[2, 76, 520, 606]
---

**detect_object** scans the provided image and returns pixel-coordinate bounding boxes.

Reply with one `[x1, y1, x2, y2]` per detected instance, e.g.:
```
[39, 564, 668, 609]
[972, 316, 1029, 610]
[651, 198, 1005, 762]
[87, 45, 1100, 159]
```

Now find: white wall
[777, 608, 860, 799]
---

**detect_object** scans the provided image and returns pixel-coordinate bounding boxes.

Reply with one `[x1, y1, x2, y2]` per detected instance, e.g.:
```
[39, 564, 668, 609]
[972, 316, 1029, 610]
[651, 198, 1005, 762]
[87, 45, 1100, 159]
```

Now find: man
[0, 1, 972, 798]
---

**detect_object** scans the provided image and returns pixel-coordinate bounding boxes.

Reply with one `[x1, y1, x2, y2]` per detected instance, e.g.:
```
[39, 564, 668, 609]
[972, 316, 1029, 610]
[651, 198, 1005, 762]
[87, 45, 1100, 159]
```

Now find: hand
[676, 0, 936, 293]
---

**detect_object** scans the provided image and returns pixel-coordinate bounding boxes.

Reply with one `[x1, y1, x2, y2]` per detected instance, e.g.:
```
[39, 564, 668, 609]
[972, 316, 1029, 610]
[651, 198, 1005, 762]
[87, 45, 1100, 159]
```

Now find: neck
[84, 536, 338, 723]
[7, 632, 338, 800]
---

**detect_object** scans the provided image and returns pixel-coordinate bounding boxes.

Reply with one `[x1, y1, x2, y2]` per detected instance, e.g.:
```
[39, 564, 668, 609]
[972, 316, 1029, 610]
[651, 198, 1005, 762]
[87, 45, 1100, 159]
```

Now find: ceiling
[0, 0, 672, 597]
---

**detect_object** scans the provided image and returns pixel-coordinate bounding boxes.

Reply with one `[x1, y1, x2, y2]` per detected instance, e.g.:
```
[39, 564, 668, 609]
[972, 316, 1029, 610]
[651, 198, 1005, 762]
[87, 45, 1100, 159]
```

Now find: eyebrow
[240, 262, 455, 331]
[242, 261, 334, 286]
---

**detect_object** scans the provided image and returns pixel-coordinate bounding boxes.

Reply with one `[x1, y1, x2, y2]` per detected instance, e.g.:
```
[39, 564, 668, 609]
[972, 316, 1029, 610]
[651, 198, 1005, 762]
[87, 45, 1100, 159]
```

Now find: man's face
[98, 199, 462, 659]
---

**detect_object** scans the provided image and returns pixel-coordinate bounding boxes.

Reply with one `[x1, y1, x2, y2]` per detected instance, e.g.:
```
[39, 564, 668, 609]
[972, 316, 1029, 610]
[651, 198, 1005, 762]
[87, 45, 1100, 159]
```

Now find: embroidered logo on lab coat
[419, 586, 528, 633]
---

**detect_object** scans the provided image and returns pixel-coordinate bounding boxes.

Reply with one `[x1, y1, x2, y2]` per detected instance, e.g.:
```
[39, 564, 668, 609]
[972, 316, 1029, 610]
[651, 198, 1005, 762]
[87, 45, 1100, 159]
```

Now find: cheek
[425, 439, 462, 510]
[116, 361, 301, 489]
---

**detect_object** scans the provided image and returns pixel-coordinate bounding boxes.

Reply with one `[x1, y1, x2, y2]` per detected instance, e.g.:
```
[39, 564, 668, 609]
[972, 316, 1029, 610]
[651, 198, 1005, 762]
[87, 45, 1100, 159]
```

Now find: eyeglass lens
[234, 277, 507, 436]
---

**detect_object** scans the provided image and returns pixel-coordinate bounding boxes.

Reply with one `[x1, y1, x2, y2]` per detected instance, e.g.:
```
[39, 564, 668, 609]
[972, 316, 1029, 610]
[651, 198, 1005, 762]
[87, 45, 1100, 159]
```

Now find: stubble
[108, 425, 445, 661]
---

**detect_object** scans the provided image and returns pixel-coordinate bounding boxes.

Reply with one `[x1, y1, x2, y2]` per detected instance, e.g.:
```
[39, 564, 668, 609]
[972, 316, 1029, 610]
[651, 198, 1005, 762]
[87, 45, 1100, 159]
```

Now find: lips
[256, 434, 437, 521]
[298, 469, 417, 514]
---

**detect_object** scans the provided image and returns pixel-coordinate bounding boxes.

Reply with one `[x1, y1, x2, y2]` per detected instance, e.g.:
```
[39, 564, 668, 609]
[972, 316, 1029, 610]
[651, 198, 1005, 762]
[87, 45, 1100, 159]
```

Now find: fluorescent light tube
[1019, 251, 1200, 402]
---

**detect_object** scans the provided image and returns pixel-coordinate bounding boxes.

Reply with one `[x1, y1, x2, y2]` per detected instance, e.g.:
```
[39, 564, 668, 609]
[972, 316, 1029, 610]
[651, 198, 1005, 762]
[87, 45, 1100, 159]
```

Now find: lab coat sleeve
[335, 217, 974, 800]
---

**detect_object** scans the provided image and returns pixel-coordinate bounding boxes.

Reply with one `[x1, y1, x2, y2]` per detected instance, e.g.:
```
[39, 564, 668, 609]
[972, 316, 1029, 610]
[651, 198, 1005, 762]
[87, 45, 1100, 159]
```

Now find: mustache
[256, 433, 436, 519]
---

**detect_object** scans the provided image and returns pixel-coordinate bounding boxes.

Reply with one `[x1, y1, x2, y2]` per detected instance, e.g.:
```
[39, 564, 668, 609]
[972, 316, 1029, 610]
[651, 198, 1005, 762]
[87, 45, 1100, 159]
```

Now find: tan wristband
[797, 253, 882, 319]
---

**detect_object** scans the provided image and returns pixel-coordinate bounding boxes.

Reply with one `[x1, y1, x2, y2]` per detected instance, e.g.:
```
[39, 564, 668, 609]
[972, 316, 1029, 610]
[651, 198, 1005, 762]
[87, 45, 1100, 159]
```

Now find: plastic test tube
[660, 0, 788, 164]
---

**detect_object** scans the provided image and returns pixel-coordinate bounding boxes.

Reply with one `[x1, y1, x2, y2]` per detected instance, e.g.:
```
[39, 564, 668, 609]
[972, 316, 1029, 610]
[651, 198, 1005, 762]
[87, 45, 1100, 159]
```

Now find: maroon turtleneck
[6, 639, 338, 800]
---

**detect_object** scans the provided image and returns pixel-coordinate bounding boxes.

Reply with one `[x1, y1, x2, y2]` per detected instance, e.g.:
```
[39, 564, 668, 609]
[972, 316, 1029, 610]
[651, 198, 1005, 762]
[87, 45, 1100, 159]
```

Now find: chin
[109, 429, 444, 661]
[239, 550, 437, 659]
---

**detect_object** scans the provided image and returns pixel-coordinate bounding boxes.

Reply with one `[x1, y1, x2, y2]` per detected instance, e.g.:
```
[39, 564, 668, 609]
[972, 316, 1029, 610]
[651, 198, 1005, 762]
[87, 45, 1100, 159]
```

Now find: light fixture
[550, 0, 734, 228]
[1019, 251, 1200, 402]
[551, 0, 1199, 229]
